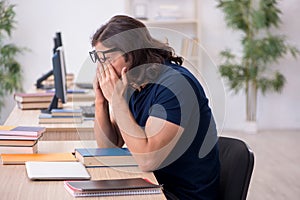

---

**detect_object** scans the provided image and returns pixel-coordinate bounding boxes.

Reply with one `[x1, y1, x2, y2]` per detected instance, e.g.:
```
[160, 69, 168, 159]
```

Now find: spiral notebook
[64, 178, 162, 197]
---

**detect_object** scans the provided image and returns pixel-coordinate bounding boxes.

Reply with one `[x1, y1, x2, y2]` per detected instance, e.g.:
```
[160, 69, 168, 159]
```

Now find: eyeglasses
[89, 48, 121, 63]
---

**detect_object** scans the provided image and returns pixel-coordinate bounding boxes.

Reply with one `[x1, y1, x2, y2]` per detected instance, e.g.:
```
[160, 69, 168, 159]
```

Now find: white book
[25, 161, 91, 180]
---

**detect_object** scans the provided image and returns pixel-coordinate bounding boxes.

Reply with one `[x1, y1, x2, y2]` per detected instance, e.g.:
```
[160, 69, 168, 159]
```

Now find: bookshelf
[125, 0, 201, 68]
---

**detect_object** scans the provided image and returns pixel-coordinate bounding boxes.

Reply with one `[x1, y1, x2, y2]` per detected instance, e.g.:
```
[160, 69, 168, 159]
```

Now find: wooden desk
[4, 105, 95, 141]
[0, 141, 166, 200]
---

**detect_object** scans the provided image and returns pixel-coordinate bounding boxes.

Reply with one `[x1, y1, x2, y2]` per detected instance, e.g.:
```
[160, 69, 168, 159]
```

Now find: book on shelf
[0, 142, 38, 154]
[38, 113, 83, 124]
[190, 37, 199, 57]
[75, 148, 137, 167]
[51, 108, 82, 117]
[1, 152, 77, 165]
[180, 38, 190, 57]
[180, 37, 199, 58]
[0, 125, 45, 137]
[64, 178, 162, 197]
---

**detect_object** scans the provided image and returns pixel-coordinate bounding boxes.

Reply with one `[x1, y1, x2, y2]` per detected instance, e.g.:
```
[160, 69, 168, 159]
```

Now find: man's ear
[123, 53, 129, 62]
[123, 53, 133, 67]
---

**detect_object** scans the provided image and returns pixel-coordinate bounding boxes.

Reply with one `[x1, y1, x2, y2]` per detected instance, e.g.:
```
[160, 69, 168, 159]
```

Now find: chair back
[218, 136, 254, 200]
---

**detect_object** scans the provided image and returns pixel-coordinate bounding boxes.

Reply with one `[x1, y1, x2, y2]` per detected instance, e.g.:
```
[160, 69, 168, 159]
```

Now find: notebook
[25, 161, 91, 180]
[64, 178, 162, 197]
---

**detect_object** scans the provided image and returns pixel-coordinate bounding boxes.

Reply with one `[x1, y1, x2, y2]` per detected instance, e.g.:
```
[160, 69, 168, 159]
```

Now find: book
[14, 90, 95, 105]
[75, 148, 137, 167]
[25, 161, 91, 180]
[0, 142, 38, 154]
[1, 152, 77, 165]
[0, 134, 42, 141]
[0, 125, 45, 137]
[180, 38, 190, 57]
[14, 92, 54, 103]
[67, 91, 95, 102]
[38, 113, 83, 124]
[41, 73, 74, 89]
[16, 101, 63, 110]
[191, 37, 199, 57]
[64, 178, 162, 197]
[0, 140, 37, 147]
[51, 108, 83, 117]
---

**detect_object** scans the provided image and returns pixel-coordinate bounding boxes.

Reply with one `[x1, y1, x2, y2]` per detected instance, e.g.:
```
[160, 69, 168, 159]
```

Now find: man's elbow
[135, 157, 161, 172]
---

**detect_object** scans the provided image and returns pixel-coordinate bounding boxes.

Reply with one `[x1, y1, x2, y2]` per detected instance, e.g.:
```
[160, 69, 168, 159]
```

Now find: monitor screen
[53, 46, 67, 104]
[42, 46, 67, 113]
[36, 32, 65, 89]
[53, 32, 63, 53]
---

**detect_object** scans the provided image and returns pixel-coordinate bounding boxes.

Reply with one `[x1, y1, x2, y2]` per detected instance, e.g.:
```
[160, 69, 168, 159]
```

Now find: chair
[218, 136, 254, 200]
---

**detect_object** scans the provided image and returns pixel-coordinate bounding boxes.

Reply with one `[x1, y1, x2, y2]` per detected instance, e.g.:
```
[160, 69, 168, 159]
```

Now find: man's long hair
[91, 15, 183, 86]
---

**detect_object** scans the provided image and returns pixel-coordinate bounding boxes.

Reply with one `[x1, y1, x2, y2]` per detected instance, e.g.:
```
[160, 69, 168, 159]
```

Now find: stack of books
[41, 73, 75, 89]
[0, 125, 45, 154]
[14, 90, 95, 110]
[38, 108, 83, 124]
[14, 92, 63, 110]
[75, 147, 137, 167]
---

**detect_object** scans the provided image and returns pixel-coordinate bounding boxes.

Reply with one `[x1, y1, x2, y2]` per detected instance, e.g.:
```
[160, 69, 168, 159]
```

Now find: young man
[91, 15, 220, 199]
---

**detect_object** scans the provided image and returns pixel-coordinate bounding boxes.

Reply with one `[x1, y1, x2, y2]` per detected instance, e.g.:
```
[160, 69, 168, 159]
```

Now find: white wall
[0, 0, 125, 123]
[1, 0, 300, 131]
[199, 0, 300, 131]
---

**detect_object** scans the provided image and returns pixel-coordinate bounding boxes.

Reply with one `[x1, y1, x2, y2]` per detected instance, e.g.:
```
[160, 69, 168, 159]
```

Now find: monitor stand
[41, 95, 59, 114]
[36, 70, 53, 89]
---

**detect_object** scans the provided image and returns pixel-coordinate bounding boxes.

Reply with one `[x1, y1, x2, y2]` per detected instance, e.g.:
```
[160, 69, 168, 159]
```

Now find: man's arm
[111, 97, 183, 172]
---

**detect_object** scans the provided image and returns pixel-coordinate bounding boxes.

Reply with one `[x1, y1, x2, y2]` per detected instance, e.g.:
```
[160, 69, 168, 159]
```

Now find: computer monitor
[36, 32, 63, 89]
[53, 32, 63, 52]
[42, 46, 67, 113]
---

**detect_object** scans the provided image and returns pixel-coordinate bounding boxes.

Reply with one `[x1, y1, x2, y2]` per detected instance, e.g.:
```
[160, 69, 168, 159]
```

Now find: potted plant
[0, 0, 23, 114]
[216, 0, 299, 131]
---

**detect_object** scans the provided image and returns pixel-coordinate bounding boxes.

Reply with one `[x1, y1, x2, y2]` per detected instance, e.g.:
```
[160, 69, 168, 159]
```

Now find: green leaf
[259, 0, 281, 28]
[219, 63, 246, 92]
[0, 1, 16, 36]
[217, 0, 251, 33]
[216, 0, 299, 98]
[257, 71, 285, 94]
[0, 0, 23, 112]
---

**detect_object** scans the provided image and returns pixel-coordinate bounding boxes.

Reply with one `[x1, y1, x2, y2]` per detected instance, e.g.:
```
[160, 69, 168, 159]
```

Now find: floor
[220, 131, 300, 200]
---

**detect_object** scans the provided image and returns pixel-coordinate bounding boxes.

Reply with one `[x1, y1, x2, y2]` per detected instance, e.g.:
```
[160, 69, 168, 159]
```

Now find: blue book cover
[11, 126, 45, 133]
[75, 148, 132, 157]
[51, 109, 82, 113]
[39, 113, 82, 118]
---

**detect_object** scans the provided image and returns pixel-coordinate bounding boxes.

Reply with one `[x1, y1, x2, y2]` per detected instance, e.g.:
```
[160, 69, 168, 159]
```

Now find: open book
[64, 178, 162, 197]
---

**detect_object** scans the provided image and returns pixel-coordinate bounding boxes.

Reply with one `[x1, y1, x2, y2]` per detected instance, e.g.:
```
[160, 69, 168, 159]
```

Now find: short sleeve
[149, 70, 200, 128]
[149, 84, 181, 125]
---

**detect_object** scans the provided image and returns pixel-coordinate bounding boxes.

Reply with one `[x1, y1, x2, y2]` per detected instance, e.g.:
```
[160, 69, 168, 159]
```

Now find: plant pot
[244, 120, 258, 133]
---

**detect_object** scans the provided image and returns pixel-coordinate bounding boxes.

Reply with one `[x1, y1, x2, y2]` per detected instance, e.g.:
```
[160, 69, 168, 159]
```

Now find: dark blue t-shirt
[128, 62, 220, 199]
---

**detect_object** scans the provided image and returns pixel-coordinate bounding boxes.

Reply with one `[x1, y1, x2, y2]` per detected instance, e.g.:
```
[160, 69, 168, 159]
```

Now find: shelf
[125, 0, 200, 67]
[141, 19, 198, 26]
